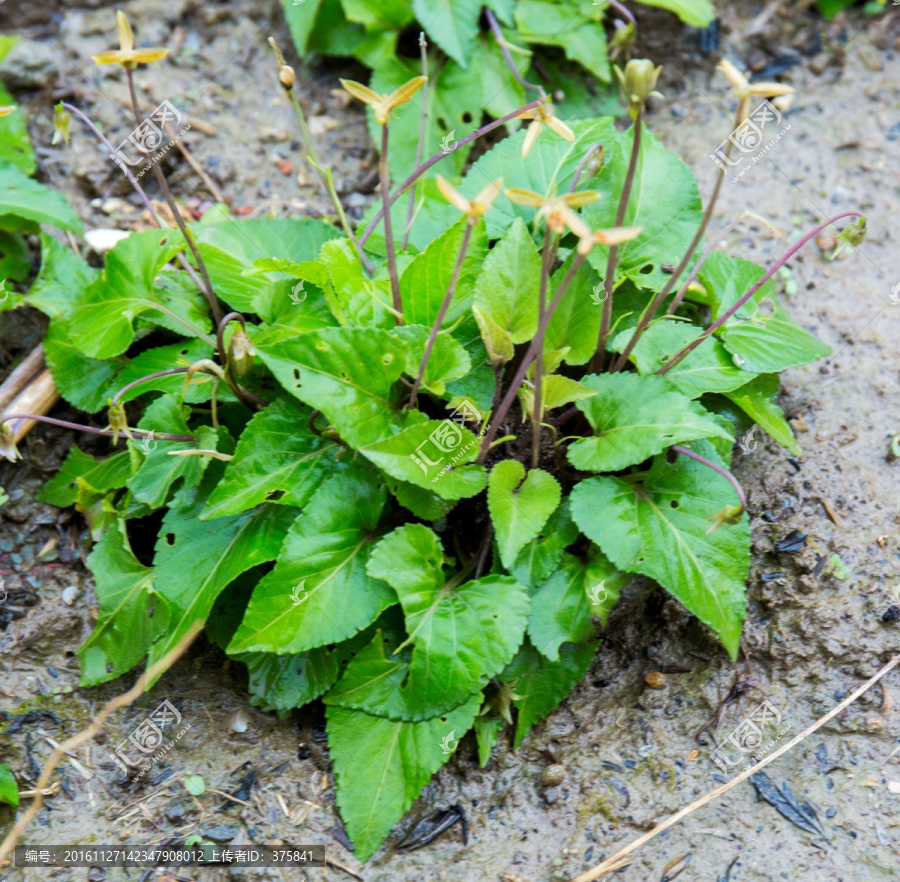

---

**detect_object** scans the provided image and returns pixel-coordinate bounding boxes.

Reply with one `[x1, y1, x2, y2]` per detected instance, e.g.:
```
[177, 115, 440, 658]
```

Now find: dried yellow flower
[339, 76, 426, 126]
[436, 176, 503, 221]
[516, 102, 575, 157]
[92, 10, 169, 69]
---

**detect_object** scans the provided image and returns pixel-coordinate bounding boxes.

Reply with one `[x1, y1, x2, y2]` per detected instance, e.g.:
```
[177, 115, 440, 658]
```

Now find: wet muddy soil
[2, 1, 900, 881]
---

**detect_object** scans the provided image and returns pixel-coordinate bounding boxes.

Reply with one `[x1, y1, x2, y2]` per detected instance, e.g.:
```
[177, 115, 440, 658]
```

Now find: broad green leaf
[242, 647, 339, 714]
[724, 374, 801, 456]
[699, 251, 773, 322]
[126, 396, 215, 510]
[37, 448, 132, 508]
[64, 230, 202, 359]
[78, 523, 170, 686]
[520, 374, 597, 419]
[343, 0, 413, 28]
[0, 86, 34, 174]
[570, 442, 749, 657]
[477, 35, 526, 119]
[26, 233, 99, 319]
[719, 298, 831, 374]
[412, 0, 481, 66]
[488, 461, 561, 569]
[0, 230, 28, 283]
[584, 126, 702, 290]
[461, 118, 618, 239]
[399, 218, 487, 328]
[584, 545, 628, 626]
[568, 373, 732, 472]
[473, 304, 514, 365]
[0, 160, 81, 233]
[195, 217, 342, 314]
[144, 270, 213, 340]
[43, 321, 122, 413]
[364, 524, 530, 718]
[362, 419, 487, 501]
[0, 763, 19, 808]
[228, 468, 396, 654]
[502, 639, 595, 749]
[280, 0, 324, 54]
[252, 327, 409, 447]
[544, 256, 604, 365]
[386, 476, 457, 521]
[148, 499, 295, 670]
[473, 217, 540, 345]
[527, 553, 593, 661]
[511, 500, 580, 588]
[327, 693, 481, 861]
[321, 238, 395, 328]
[611, 320, 756, 398]
[515, 0, 610, 82]
[637, 0, 714, 26]
[396, 325, 471, 396]
[109, 339, 217, 405]
[309, 0, 366, 56]
[203, 398, 342, 517]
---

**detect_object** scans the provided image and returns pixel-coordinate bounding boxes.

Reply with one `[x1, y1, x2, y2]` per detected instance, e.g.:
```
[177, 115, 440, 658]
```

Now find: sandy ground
[2, 1, 900, 880]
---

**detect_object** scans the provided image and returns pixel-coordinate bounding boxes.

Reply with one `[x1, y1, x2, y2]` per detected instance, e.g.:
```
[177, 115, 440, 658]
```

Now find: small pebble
[645, 671, 666, 689]
[61, 585, 80, 605]
[883, 605, 900, 623]
[227, 708, 251, 733]
[541, 764, 566, 787]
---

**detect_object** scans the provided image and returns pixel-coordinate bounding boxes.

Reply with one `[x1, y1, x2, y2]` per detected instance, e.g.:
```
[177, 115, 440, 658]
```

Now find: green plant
[281, 0, 714, 185]
[0, 14, 864, 860]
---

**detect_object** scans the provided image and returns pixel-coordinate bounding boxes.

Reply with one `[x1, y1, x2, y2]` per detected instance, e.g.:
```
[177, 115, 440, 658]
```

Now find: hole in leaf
[165, 532, 176, 545]
[267, 489, 285, 501]
[639, 264, 653, 275]
[462, 111, 473, 124]
[670, 500, 679, 508]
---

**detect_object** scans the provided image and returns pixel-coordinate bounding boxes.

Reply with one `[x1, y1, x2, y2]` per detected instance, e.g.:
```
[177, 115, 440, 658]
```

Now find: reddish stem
[671, 444, 746, 516]
[0, 414, 193, 442]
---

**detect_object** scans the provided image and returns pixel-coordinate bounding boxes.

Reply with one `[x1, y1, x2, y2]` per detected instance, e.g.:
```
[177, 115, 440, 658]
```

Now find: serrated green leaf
[195, 217, 342, 314]
[43, 321, 123, 413]
[228, 468, 396, 654]
[386, 477, 457, 520]
[25, 233, 99, 319]
[584, 545, 628, 626]
[37, 448, 132, 508]
[502, 639, 595, 749]
[568, 373, 732, 472]
[511, 500, 580, 588]
[252, 326, 409, 447]
[63, 230, 206, 359]
[396, 325, 471, 396]
[584, 125, 702, 290]
[516, 0, 610, 82]
[0, 763, 19, 808]
[488, 461, 561, 569]
[321, 238, 395, 328]
[719, 298, 831, 374]
[724, 374, 801, 456]
[527, 553, 593, 660]
[544, 256, 605, 365]
[125, 396, 215, 510]
[570, 442, 748, 658]
[611, 320, 756, 398]
[327, 693, 480, 861]
[0, 160, 81, 232]
[148, 499, 295, 672]
[109, 339, 217, 405]
[241, 647, 339, 714]
[78, 523, 170, 686]
[281, 0, 324, 54]
[362, 419, 487, 501]
[413, 0, 481, 66]
[473, 217, 541, 345]
[203, 398, 342, 517]
[698, 251, 774, 323]
[400, 218, 487, 328]
[359, 524, 530, 718]
[520, 374, 597, 419]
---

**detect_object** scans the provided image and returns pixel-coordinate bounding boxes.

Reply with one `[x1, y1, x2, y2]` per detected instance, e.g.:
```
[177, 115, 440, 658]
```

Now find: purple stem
[485, 8, 546, 96]
[670, 444, 746, 515]
[63, 103, 215, 312]
[658, 211, 863, 375]
[0, 414, 193, 442]
[357, 98, 545, 247]
[112, 369, 190, 405]
[608, 0, 636, 25]
[477, 253, 586, 463]
[402, 32, 429, 251]
[216, 312, 247, 365]
[569, 142, 603, 193]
